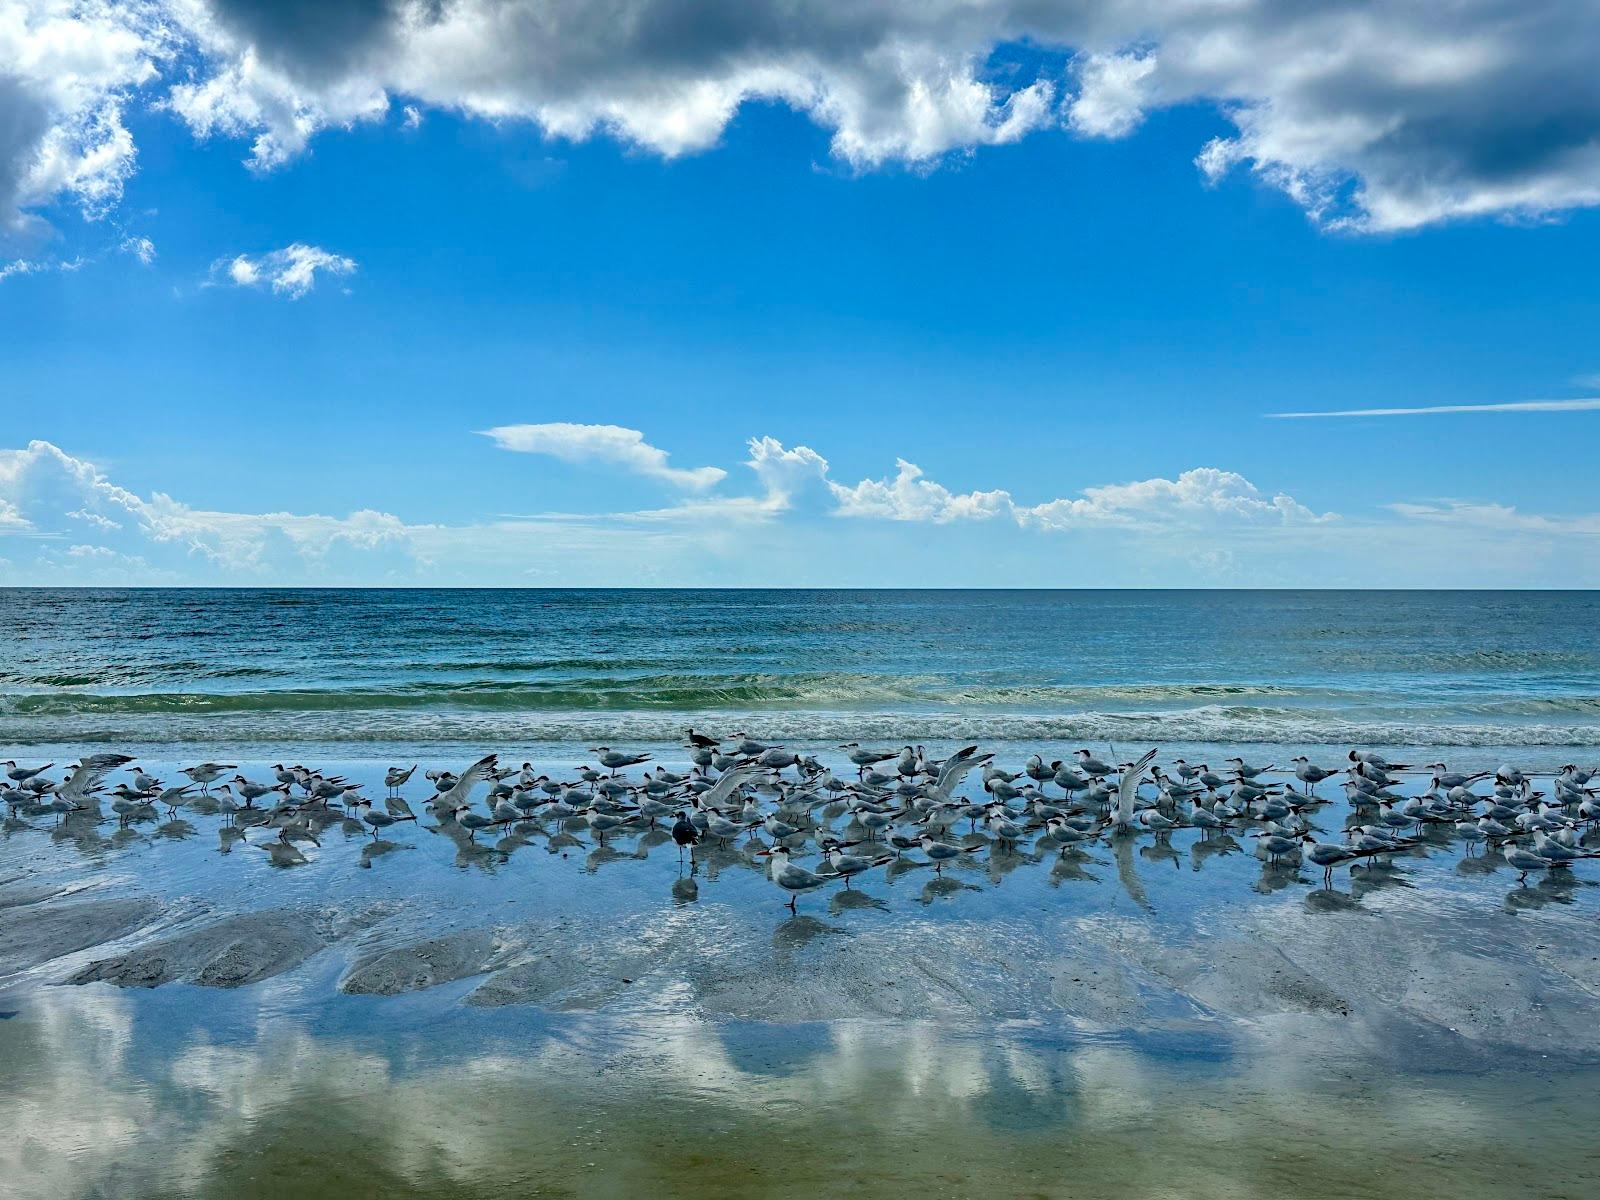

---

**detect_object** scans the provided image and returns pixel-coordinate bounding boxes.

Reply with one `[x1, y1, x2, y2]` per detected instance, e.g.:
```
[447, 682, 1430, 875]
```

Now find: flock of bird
[3, 736, 1599, 910]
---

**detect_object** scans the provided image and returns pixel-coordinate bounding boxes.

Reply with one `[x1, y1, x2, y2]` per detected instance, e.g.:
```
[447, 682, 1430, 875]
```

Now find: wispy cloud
[0, 256, 85, 284]
[1267, 398, 1600, 419]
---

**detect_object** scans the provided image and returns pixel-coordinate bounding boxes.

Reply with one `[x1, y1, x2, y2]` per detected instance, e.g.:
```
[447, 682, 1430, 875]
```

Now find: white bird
[1112, 748, 1159, 829]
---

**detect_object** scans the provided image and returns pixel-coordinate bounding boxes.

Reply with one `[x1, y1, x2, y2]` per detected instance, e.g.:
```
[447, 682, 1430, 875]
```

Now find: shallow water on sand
[3, 982, 1598, 1199]
[4, 748, 1600, 1198]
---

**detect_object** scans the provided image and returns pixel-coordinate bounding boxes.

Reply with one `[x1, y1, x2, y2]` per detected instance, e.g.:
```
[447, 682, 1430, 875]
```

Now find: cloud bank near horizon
[2, 431, 1596, 587]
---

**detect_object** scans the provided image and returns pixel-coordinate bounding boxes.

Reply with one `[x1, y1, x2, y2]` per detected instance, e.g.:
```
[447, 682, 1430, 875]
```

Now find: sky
[2, 0, 1599, 588]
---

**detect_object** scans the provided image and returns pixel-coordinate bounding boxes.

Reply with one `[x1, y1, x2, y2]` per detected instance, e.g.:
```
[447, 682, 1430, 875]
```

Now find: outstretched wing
[698, 762, 763, 811]
[1115, 748, 1159, 829]
[58, 753, 135, 801]
[439, 753, 498, 811]
[931, 745, 990, 801]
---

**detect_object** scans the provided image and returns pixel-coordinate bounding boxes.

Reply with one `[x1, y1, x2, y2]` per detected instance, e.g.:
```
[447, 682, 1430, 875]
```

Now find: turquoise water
[2, 589, 1598, 751]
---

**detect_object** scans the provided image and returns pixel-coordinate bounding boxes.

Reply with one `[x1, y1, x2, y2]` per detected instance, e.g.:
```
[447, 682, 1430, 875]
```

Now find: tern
[590, 748, 650, 775]
[1, 761, 52, 784]
[1074, 750, 1117, 777]
[384, 765, 417, 793]
[1503, 842, 1555, 884]
[362, 809, 416, 837]
[1290, 757, 1338, 790]
[918, 833, 975, 873]
[824, 844, 893, 886]
[756, 848, 831, 911]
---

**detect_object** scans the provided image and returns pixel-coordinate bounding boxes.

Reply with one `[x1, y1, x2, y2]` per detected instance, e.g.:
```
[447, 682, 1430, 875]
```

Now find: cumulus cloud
[2, 434, 1598, 586]
[616, 437, 1332, 535]
[7, 2, 1600, 236]
[0, 439, 417, 575]
[782, 446, 1330, 529]
[481, 422, 727, 491]
[217, 242, 356, 297]
[0, 0, 171, 234]
[1067, 51, 1157, 139]
[830, 458, 1013, 523]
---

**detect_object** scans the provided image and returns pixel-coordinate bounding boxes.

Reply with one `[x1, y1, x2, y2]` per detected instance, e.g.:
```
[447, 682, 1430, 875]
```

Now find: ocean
[3, 588, 1598, 756]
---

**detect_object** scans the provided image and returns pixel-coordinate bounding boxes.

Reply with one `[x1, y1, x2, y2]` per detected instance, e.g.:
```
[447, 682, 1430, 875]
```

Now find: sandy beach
[5, 744, 1600, 1198]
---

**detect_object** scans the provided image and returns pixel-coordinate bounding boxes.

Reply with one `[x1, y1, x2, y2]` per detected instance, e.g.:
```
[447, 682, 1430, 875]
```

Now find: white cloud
[817, 453, 1330, 530]
[217, 242, 356, 297]
[120, 233, 155, 263]
[481, 423, 726, 491]
[8, 2, 1600, 236]
[0, 253, 83, 282]
[1269, 398, 1600, 418]
[0, 0, 172, 232]
[0, 439, 417, 574]
[1068, 52, 1157, 139]
[3, 434, 1599, 586]
[831, 458, 1013, 523]
[1022, 468, 1329, 528]
[1388, 500, 1600, 536]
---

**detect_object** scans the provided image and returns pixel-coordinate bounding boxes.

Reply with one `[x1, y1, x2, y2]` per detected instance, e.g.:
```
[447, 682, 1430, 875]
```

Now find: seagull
[1224, 757, 1274, 779]
[57, 753, 135, 805]
[685, 728, 720, 749]
[1350, 751, 1410, 771]
[838, 742, 902, 780]
[671, 810, 699, 855]
[434, 753, 498, 815]
[1427, 764, 1488, 790]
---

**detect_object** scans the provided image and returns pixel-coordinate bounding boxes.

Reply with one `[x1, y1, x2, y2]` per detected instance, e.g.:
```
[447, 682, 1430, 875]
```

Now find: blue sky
[3, 2, 1599, 586]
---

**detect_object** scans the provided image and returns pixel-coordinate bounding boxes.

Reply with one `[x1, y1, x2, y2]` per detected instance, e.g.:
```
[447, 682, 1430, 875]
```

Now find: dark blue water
[1, 589, 1596, 750]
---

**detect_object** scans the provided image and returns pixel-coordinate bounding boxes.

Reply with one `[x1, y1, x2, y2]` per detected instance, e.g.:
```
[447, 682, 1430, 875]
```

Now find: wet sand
[4, 751, 1600, 1197]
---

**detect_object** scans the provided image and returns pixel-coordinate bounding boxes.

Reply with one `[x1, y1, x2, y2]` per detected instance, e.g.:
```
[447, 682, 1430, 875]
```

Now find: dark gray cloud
[205, 0, 407, 81]
[6, 1, 1600, 233]
[0, 75, 50, 235]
